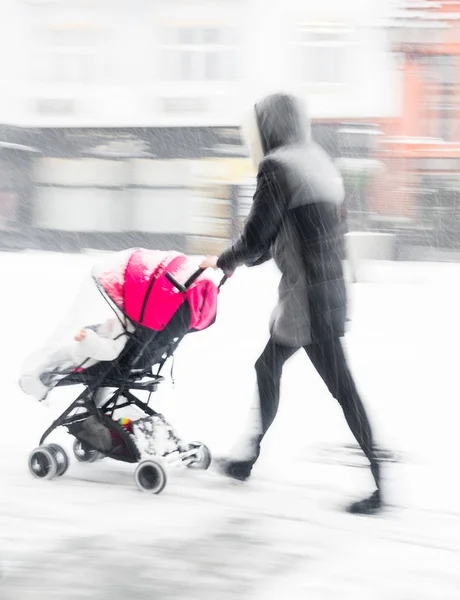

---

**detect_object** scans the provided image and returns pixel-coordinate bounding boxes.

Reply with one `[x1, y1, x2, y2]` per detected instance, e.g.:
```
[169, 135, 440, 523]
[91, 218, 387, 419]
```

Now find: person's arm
[216, 159, 286, 274]
[245, 249, 272, 267]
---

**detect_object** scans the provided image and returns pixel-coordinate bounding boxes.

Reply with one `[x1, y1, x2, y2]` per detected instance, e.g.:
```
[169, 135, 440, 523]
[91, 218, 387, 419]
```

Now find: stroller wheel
[134, 460, 167, 494]
[73, 439, 101, 463]
[28, 446, 58, 480]
[185, 442, 212, 470]
[48, 444, 69, 476]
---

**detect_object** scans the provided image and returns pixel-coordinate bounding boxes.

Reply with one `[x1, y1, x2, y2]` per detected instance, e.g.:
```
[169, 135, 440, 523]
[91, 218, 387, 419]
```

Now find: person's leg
[304, 337, 382, 513]
[255, 337, 298, 436]
[222, 337, 297, 480]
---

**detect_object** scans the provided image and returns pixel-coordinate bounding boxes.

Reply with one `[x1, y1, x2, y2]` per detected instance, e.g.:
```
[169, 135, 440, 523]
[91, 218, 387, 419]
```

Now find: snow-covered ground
[1, 251, 460, 599]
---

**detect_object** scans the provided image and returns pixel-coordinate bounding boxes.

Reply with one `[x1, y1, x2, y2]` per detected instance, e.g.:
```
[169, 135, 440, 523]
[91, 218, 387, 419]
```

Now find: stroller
[27, 249, 227, 494]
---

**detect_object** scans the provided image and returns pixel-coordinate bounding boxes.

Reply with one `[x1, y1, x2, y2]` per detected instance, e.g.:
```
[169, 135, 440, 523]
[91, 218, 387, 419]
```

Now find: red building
[371, 0, 460, 243]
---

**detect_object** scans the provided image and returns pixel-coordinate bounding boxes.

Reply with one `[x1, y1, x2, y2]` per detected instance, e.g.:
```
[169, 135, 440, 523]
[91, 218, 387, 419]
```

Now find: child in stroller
[20, 316, 134, 402]
[21, 248, 226, 494]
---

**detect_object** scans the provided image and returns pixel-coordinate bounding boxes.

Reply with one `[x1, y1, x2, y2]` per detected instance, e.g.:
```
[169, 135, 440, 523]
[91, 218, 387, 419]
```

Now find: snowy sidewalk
[2, 252, 460, 599]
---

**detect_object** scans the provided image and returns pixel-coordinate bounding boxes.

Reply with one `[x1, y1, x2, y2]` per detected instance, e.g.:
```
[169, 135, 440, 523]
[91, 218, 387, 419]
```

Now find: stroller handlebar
[183, 267, 206, 289]
[165, 267, 229, 294]
[165, 272, 187, 292]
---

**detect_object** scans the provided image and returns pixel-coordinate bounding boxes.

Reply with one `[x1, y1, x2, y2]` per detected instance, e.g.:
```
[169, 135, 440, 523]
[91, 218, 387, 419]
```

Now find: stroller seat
[53, 304, 189, 393]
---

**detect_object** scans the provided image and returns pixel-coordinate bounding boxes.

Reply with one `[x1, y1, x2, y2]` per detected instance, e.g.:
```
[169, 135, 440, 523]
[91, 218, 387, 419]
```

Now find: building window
[51, 28, 101, 84]
[32, 21, 106, 85]
[158, 27, 238, 81]
[420, 55, 460, 142]
[35, 98, 76, 115]
[296, 26, 351, 85]
[162, 97, 208, 114]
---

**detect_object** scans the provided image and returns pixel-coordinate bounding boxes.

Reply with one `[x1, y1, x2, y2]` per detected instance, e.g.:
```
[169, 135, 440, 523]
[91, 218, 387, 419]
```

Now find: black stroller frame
[28, 267, 225, 494]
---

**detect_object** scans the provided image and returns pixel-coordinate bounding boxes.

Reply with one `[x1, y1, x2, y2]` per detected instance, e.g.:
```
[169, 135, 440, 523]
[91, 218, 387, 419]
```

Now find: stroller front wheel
[73, 439, 101, 463]
[28, 446, 59, 480]
[185, 442, 212, 470]
[134, 460, 167, 494]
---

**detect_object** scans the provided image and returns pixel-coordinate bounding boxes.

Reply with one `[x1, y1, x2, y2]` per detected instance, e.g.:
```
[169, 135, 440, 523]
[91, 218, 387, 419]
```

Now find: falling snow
[1, 0, 460, 597]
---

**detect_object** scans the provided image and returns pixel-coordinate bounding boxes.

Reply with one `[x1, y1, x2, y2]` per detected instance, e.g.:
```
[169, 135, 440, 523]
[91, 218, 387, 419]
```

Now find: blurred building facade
[373, 0, 460, 249]
[0, 0, 402, 252]
[0, 0, 398, 127]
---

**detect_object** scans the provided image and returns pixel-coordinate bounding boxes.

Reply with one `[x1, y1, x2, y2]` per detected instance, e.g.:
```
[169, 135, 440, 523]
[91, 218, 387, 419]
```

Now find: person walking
[200, 93, 383, 515]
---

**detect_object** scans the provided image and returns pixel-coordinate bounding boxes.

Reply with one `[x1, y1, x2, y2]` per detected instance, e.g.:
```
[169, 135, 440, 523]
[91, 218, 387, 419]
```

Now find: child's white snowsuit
[19, 318, 132, 401]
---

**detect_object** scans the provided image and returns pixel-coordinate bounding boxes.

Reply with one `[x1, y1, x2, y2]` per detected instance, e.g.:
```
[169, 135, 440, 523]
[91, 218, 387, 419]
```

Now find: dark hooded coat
[217, 93, 347, 346]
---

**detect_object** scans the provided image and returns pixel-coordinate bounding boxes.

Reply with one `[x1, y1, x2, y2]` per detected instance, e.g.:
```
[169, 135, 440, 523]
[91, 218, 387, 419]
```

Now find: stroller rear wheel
[134, 460, 167, 494]
[73, 439, 101, 463]
[28, 446, 58, 480]
[48, 444, 69, 476]
[185, 442, 212, 470]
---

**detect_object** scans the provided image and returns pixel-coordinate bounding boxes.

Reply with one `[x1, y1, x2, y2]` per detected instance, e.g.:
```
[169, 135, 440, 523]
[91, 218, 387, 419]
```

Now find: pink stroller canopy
[92, 249, 218, 332]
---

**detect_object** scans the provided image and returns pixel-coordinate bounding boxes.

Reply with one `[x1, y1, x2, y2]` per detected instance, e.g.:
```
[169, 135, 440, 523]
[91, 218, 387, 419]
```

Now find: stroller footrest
[56, 372, 164, 389]
[128, 380, 160, 392]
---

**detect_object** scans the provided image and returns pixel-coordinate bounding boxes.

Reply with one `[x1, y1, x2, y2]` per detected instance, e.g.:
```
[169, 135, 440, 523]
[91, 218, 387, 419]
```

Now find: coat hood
[241, 107, 265, 169]
[254, 93, 311, 155]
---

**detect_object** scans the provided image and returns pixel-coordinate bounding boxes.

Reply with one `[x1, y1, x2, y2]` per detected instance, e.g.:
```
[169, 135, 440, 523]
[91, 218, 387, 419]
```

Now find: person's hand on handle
[199, 256, 218, 270]
[199, 256, 235, 286]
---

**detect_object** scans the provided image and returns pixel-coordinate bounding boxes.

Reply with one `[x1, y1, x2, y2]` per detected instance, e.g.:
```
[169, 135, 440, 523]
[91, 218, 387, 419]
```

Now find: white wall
[0, 0, 401, 127]
[0, 0, 31, 122]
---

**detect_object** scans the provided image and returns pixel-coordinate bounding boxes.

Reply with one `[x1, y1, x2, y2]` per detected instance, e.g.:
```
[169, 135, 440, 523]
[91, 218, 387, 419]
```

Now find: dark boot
[220, 459, 254, 481]
[347, 490, 382, 515]
[219, 435, 262, 482]
[347, 459, 383, 515]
